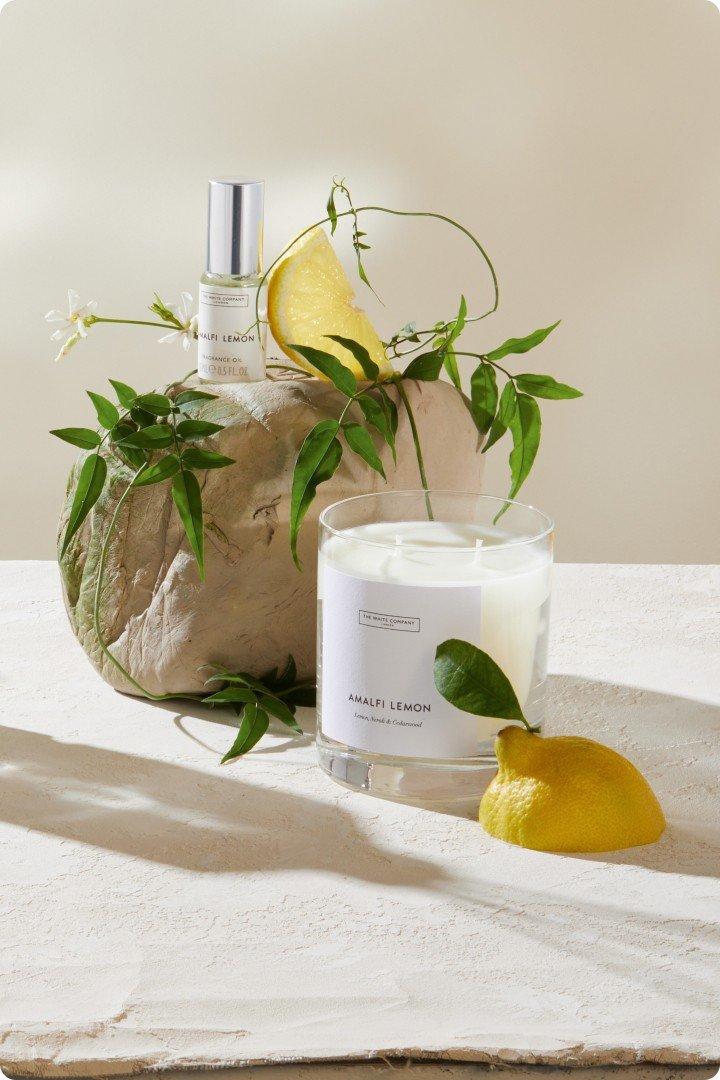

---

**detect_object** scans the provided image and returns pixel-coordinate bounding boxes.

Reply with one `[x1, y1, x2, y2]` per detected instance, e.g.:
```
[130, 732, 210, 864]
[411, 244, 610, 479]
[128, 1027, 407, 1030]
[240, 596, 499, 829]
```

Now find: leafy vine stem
[49, 178, 582, 758]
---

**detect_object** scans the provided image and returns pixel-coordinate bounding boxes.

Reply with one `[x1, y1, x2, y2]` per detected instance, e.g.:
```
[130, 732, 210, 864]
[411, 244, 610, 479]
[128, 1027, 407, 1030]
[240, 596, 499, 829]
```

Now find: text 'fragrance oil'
[198, 178, 267, 382]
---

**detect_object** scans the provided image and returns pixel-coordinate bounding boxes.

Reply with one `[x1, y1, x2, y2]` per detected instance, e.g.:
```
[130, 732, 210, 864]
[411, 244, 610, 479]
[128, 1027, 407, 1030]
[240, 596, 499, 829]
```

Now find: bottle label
[197, 284, 264, 382]
[320, 562, 481, 759]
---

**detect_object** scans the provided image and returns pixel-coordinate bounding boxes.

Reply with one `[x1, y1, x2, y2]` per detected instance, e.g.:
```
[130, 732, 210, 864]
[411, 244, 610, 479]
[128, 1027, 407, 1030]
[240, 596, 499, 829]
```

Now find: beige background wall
[0, 0, 718, 562]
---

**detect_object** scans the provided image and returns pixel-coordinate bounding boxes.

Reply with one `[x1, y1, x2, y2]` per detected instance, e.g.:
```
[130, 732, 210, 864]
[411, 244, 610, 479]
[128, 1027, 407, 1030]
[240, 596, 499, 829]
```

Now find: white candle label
[197, 284, 263, 382]
[320, 563, 481, 759]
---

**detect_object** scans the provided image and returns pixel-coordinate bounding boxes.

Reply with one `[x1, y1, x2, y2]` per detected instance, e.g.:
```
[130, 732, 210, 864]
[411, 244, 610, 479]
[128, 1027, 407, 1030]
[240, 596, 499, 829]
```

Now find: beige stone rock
[59, 376, 484, 696]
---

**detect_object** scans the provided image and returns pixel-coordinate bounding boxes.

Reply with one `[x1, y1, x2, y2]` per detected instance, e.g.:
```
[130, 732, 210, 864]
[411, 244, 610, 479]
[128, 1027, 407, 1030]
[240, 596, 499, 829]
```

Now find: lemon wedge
[268, 227, 392, 380]
[480, 726, 666, 853]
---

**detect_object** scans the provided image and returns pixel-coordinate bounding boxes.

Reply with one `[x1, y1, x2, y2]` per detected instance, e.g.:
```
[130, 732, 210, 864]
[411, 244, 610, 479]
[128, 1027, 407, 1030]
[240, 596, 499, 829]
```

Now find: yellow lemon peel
[479, 725, 666, 853]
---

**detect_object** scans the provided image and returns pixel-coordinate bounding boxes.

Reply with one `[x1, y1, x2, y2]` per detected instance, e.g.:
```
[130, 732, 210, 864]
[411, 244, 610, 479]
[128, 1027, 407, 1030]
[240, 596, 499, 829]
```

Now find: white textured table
[0, 562, 718, 1077]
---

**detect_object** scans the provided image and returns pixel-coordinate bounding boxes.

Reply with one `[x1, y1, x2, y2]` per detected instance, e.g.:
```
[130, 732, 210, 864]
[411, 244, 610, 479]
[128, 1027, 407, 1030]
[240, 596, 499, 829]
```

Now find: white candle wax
[319, 520, 551, 748]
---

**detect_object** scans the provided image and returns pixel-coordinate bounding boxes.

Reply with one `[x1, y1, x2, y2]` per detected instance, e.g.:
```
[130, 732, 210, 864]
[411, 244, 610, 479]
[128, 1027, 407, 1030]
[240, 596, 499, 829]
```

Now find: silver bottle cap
[206, 178, 264, 277]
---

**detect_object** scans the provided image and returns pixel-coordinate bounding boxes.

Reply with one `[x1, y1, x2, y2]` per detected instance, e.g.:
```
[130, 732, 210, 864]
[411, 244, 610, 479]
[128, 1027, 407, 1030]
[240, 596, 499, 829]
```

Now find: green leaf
[61, 453, 107, 557]
[259, 695, 302, 734]
[108, 379, 138, 409]
[443, 350, 462, 391]
[205, 670, 268, 693]
[326, 187, 338, 234]
[402, 350, 443, 381]
[172, 468, 205, 579]
[221, 702, 269, 763]
[181, 447, 235, 470]
[87, 391, 120, 430]
[50, 427, 102, 450]
[325, 335, 379, 381]
[379, 388, 399, 435]
[290, 419, 342, 569]
[174, 389, 219, 406]
[135, 392, 174, 416]
[131, 455, 180, 487]
[204, 687, 257, 705]
[130, 406, 156, 428]
[485, 321, 560, 363]
[446, 295, 467, 347]
[434, 639, 526, 724]
[343, 423, 385, 479]
[441, 297, 467, 390]
[176, 419, 224, 439]
[118, 424, 173, 450]
[284, 684, 317, 708]
[515, 374, 583, 400]
[274, 655, 297, 691]
[482, 381, 517, 453]
[470, 363, 498, 438]
[507, 393, 541, 501]
[358, 392, 396, 463]
[286, 344, 357, 397]
[150, 293, 179, 324]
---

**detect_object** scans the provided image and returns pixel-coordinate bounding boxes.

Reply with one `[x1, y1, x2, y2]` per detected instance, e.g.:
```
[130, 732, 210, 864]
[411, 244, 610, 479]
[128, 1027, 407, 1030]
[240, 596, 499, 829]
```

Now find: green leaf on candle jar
[402, 349, 444, 381]
[50, 426, 102, 450]
[485, 321, 561, 362]
[286, 343, 357, 397]
[342, 422, 386, 479]
[171, 467, 205, 580]
[87, 391, 120, 431]
[507, 392, 541, 501]
[325, 335, 380, 381]
[61, 452, 107, 557]
[515, 373, 583, 400]
[470, 362, 498, 438]
[434, 639, 530, 727]
[482, 380, 516, 453]
[221, 702, 270, 763]
[290, 419, 343, 569]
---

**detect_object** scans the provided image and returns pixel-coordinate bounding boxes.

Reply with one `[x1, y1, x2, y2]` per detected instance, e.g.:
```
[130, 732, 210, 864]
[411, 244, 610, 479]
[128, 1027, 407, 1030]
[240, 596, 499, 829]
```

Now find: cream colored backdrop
[1, 0, 718, 561]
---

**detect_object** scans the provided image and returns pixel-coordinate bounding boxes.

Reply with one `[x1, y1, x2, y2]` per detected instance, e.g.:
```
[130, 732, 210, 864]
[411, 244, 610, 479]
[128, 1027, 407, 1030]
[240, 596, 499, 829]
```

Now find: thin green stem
[397, 380, 434, 520]
[90, 316, 179, 331]
[452, 351, 514, 380]
[254, 202, 500, 346]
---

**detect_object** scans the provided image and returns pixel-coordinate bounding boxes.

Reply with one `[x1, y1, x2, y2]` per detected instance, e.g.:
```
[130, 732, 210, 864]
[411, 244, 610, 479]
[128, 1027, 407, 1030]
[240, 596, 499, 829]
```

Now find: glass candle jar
[316, 491, 554, 804]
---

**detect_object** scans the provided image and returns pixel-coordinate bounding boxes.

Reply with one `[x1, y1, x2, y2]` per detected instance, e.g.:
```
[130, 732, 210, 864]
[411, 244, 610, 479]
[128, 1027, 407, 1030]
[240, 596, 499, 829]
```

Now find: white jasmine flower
[45, 289, 98, 341]
[158, 291, 198, 352]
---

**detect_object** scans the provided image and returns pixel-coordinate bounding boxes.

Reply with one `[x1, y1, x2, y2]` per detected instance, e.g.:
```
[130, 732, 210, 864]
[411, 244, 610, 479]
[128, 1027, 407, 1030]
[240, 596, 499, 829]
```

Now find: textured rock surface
[58, 377, 483, 696]
[1, 562, 719, 1076]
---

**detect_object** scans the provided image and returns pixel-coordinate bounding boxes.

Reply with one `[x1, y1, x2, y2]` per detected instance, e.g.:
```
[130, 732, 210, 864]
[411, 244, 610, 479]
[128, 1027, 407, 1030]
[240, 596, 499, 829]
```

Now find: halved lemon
[268, 227, 392, 380]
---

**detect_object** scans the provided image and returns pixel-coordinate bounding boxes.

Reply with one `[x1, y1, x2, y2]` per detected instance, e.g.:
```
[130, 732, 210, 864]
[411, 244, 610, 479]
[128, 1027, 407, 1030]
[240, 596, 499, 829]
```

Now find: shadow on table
[544, 674, 720, 880]
[0, 723, 444, 887]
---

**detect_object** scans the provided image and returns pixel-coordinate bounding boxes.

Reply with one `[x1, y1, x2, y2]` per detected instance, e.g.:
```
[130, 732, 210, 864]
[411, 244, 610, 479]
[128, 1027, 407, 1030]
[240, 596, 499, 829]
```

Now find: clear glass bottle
[316, 491, 554, 807]
[198, 179, 267, 383]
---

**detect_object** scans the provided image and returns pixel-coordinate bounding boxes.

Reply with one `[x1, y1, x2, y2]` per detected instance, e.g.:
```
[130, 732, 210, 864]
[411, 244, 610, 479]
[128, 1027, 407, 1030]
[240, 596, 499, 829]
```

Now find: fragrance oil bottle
[198, 178, 267, 382]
